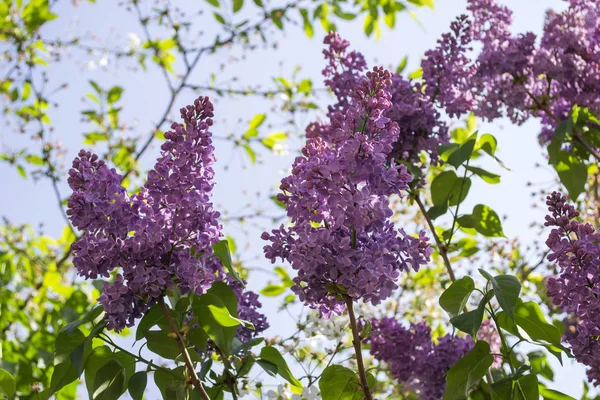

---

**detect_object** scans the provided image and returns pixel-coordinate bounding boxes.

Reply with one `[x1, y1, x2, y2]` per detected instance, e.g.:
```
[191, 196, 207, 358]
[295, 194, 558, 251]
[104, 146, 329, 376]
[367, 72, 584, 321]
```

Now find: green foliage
[443, 341, 494, 399]
[439, 276, 474, 317]
[479, 270, 521, 320]
[192, 281, 244, 356]
[449, 290, 493, 337]
[259, 346, 301, 388]
[318, 365, 374, 400]
[458, 204, 505, 238]
[128, 372, 147, 400]
[0, 369, 16, 398]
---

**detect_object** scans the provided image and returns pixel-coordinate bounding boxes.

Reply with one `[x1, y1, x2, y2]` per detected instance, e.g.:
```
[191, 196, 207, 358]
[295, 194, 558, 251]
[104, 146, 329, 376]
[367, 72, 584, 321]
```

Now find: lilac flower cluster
[68, 97, 267, 339]
[367, 318, 473, 399]
[424, 0, 600, 143]
[544, 191, 600, 385]
[263, 34, 433, 317]
[320, 32, 449, 164]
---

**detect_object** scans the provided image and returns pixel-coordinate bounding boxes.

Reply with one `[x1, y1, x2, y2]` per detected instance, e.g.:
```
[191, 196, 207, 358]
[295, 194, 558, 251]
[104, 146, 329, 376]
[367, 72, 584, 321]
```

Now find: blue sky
[1, 0, 592, 397]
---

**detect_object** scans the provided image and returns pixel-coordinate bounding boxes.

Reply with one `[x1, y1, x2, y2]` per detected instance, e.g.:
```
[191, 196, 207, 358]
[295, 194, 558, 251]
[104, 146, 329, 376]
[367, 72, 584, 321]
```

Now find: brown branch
[413, 194, 457, 282]
[158, 297, 211, 400]
[344, 296, 373, 400]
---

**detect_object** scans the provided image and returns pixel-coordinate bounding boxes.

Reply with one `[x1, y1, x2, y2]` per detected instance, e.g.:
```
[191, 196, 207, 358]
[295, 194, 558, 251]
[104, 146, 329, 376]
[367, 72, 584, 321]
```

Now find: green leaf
[491, 380, 513, 400]
[233, 0, 243, 12]
[439, 276, 474, 317]
[213, 12, 226, 24]
[48, 329, 86, 396]
[128, 372, 147, 400]
[260, 284, 286, 296]
[212, 240, 244, 285]
[476, 134, 497, 157]
[447, 136, 476, 168]
[249, 113, 266, 129]
[107, 86, 123, 103]
[528, 351, 554, 381]
[145, 330, 182, 360]
[408, 67, 423, 80]
[205, 0, 219, 6]
[62, 305, 104, 335]
[187, 328, 209, 351]
[136, 304, 165, 340]
[260, 346, 301, 388]
[443, 341, 494, 400]
[231, 337, 264, 355]
[24, 154, 45, 166]
[396, 56, 408, 74]
[465, 166, 501, 184]
[193, 281, 241, 356]
[539, 387, 576, 400]
[478, 271, 521, 320]
[466, 204, 505, 238]
[450, 290, 494, 337]
[243, 144, 256, 164]
[298, 79, 312, 94]
[514, 301, 562, 346]
[299, 8, 313, 37]
[514, 375, 539, 400]
[427, 204, 448, 220]
[553, 152, 587, 200]
[256, 359, 278, 377]
[154, 368, 185, 399]
[319, 365, 362, 400]
[431, 171, 457, 206]
[22, 0, 57, 32]
[92, 360, 126, 400]
[0, 369, 16, 398]
[89, 80, 102, 94]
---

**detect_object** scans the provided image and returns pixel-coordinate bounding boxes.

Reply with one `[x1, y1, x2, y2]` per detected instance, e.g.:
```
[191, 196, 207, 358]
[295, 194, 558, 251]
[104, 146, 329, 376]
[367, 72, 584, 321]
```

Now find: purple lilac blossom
[425, 0, 600, 144]
[68, 97, 267, 338]
[263, 35, 433, 316]
[544, 191, 600, 385]
[367, 318, 473, 399]
[477, 319, 502, 369]
[321, 32, 449, 165]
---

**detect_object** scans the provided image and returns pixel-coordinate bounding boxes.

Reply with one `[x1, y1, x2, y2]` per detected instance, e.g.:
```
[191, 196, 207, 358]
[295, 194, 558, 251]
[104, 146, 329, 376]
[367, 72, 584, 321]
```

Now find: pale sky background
[1, 0, 593, 398]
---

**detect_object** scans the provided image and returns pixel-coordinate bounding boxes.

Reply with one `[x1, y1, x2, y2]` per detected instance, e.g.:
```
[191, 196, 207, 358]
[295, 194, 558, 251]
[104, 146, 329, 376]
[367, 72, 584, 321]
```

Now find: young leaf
[136, 304, 166, 340]
[447, 136, 476, 168]
[514, 374, 539, 400]
[478, 271, 521, 320]
[260, 346, 301, 388]
[450, 290, 493, 337]
[319, 365, 362, 400]
[514, 301, 562, 347]
[145, 331, 182, 360]
[539, 387, 576, 400]
[193, 281, 241, 355]
[212, 240, 244, 285]
[465, 166, 501, 184]
[431, 170, 458, 206]
[443, 341, 494, 400]
[0, 369, 16, 398]
[128, 371, 147, 400]
[439, 276, 475, 317]
[92, 360, 127, 400]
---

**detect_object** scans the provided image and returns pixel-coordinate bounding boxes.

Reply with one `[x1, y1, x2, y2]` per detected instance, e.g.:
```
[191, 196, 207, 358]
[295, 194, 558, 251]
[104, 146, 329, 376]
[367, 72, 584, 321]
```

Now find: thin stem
[158, 297, 211, 400]
[413, 194, 457, 282]
[488, 308, 515, 374]
[445, 160, 470, 249]
[344, 296, 373, 400]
